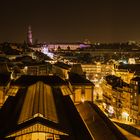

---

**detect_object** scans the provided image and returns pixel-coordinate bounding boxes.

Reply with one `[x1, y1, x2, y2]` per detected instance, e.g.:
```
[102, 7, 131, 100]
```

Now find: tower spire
[27, 25, 33, 45]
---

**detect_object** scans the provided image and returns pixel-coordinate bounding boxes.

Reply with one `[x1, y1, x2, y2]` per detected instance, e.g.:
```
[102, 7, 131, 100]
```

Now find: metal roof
[18, 81, 58, 124]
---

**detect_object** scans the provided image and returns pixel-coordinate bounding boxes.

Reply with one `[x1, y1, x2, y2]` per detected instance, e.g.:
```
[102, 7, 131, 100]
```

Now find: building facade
[130, 77, 140, 124]
[101, 75, 131, 121]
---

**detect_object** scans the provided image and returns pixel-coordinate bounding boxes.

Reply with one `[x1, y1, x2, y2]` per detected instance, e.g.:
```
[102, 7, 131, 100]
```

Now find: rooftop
[11, 75, 67, 87]
[131, 77, 140, 82]
[18, 81, 58, 124]
[105, 75, 129, 89]
[54, 62, 71, 70]
[118, 64, 140, 72]
[0, 80, 92, 139]
[70, 64, 85, 76]
[69, 73, 93, 86]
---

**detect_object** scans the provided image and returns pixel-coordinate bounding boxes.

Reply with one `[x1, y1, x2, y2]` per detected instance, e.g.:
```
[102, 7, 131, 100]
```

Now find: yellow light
[103, 103, 106, 109]
[108, 105, 114, 114]
[81, 97, 85, 103]
[122, 112, 129, 118]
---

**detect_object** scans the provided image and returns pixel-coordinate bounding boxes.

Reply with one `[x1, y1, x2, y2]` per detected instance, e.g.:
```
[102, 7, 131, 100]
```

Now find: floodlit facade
[47, 43, 81, 51]
[130, 77, 140, 124]
[101, 75, 131, 121]
[81, 63, 113, 82]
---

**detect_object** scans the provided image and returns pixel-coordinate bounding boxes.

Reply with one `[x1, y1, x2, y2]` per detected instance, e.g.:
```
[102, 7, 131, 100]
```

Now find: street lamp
[81, 95, 85, 103]
[108, 105, 114, 114]
[122, 111, 129, 121]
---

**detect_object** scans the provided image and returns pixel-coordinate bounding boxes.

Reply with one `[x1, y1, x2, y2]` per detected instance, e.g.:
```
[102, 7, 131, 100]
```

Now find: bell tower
[27, 26, 33, 45]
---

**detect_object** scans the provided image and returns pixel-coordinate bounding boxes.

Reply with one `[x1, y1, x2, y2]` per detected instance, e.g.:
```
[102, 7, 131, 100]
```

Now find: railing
[88, 102, 127, 140]
[114, 121, 140, 137]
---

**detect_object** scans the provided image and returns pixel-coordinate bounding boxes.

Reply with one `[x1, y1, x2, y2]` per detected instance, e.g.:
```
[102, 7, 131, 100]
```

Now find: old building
[81, 62, 113, 82]
[113, 64, 140, 84]
[130, 77, 140, 124]
[52, 62, 71, 79]
[0, 75, 92, 140]
[25, 62, 52, 76]
[69, 73, 94, 103]
[101, 75, 131, 120]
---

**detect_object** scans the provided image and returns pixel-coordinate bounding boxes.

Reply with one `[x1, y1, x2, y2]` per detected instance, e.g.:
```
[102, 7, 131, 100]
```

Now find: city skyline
[0, 0, 140, 43]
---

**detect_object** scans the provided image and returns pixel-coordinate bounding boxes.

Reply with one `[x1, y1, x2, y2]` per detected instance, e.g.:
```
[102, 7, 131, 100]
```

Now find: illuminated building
[52, 62, 71, 79]
[114, 64, 137, 84]
[30, 43, 89, 55]
[47, 43, 86, 51]
[128, 58, 136, 64]
[69, 73, 94, 103]
[101, 78, 112, 107]
[102, 74, 140, 124]
[130, 77, 140, 124]
[101, 75, 131, 120]
[81, 63, 113, 82]
[52, 62, 94, 103]
[67, 64, 94, 103]
[24, 62, 52, 76]
[0, 75, 92, 140]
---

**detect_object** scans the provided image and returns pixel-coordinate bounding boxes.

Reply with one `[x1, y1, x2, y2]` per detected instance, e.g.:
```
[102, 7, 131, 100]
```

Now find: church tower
[27, 26, 33, 45]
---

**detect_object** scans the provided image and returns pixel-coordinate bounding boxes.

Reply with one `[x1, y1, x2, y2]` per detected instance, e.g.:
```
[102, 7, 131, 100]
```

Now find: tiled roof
[70, 64, 85, 76]
[131, 77, 140, 81]
[11, 75, 67, 87]
[69, 73, 93, 85]
[105, 75, 129, 88]
[54, 62, 71, 70]
[118, 64, 140, 72]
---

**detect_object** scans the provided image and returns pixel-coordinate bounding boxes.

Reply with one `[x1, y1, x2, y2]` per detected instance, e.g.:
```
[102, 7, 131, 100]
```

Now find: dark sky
[0, 0, 140, 43]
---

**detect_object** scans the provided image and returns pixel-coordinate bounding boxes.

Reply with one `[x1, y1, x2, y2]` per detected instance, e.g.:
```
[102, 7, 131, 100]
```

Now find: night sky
[0, 0, 140, 43]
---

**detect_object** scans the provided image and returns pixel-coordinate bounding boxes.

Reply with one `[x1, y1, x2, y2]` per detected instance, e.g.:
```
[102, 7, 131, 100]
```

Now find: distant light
[80, 44, 90, 48]
[23, 66, 28, 73]
[103, 103, 106, 109]
[81, 97, 85, 103]
[95, 74, 98, 77]
[24, 66, 28, 70]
